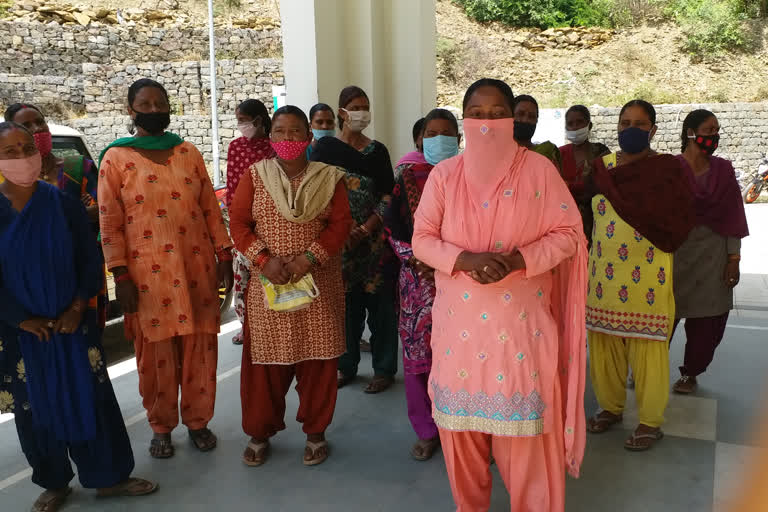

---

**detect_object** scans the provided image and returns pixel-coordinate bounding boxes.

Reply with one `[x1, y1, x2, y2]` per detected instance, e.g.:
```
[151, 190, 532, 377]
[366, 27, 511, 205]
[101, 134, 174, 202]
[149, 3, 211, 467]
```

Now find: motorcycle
[214, 184, 234, 314]
[744, 154, 768, 204]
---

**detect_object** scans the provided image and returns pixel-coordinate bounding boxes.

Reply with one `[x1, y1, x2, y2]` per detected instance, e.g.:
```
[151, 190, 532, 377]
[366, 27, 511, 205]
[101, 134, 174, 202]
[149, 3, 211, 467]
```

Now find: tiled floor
[1, 312, 767, 511]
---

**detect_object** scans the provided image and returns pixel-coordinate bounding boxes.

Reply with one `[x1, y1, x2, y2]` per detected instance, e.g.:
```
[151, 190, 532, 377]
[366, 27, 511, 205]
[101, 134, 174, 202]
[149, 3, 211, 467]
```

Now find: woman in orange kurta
[98, 79, 233, 459]
[412, 79, 588, 512]
[229, 105, 351, 468]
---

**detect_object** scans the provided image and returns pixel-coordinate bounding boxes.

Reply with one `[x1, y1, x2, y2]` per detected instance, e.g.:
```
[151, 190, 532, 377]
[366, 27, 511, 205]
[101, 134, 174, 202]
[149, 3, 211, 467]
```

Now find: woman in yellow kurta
[585, 100, 694, 451]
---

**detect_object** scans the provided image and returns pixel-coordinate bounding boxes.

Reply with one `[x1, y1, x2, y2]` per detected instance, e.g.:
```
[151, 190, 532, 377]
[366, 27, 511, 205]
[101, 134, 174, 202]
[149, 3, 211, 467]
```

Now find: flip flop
[303, 440, 329, 466]
[624, 429, 664, 452]
[243, 440, 270, 467]
[364, 376, 394, 394]
[31, 487, 72, 512]
[96, 478, 158, 498]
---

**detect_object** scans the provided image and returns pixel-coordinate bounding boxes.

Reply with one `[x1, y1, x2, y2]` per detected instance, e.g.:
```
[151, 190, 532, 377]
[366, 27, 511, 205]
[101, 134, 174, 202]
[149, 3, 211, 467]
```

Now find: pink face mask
[462, 118, 520, 203]
[270, 139, 311, 161]
[33, 131, 53, 157]
[0, 153, 43, 187]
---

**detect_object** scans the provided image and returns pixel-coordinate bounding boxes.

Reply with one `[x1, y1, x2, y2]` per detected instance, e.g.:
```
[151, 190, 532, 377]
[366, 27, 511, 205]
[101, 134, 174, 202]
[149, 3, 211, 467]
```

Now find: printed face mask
[342, 109, 371, 132]
[689, 133, 719, 156]
[270, 139, 311, 161]
[0, 153, 42, 187]
[33, 131, 53, 157]
[423, 135, 459, 165]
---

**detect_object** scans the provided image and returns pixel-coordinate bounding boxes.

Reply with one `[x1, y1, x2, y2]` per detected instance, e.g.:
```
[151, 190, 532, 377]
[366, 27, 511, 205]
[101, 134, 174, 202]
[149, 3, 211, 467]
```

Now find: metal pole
[207, 0, 221, 187]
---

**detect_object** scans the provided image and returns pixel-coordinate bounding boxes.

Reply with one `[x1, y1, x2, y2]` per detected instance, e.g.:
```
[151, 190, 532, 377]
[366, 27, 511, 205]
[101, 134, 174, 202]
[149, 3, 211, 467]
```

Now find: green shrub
[0, 0, 13, 17]
[453, 0, 644, 27]
[667, 0, 755, 58]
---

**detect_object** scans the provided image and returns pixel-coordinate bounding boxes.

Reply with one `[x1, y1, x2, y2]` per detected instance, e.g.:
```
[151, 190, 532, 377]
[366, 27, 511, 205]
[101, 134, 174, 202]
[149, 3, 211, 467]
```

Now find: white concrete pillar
[279, 0, 436, 163]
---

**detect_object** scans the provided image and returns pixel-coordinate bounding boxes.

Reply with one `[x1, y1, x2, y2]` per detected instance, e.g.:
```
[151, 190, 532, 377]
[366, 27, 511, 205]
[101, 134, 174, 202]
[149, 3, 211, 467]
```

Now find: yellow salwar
[587, 153, 675, 429]
[588, 332, 669, 428]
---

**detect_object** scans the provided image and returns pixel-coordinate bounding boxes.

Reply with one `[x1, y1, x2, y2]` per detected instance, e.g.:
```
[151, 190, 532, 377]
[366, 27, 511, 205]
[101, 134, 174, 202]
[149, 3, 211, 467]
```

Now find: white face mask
[238, 122, 259, 140]
[342, 109, 371, 132]
[565, 126, 590, 144]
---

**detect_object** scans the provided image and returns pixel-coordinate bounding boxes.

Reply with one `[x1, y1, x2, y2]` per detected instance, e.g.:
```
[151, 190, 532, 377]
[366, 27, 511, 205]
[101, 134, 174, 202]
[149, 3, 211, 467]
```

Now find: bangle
[359, 224, 370, 235]
[728, 254, 741, 262]
[254, 251, 270, 270]
[114, 273, 132, 284]
[305, 250, 318, 266]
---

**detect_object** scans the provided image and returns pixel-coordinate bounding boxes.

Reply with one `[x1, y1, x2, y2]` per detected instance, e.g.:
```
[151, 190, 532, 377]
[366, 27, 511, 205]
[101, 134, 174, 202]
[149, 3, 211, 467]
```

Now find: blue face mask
[423, 135, 459, 165]
[312, 128, 335, 140]
[618, 126, 651, 154]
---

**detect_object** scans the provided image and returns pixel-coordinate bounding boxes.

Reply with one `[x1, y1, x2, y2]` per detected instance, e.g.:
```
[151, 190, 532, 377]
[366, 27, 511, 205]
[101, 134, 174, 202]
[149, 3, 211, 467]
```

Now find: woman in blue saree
[0, 122, 156, 512]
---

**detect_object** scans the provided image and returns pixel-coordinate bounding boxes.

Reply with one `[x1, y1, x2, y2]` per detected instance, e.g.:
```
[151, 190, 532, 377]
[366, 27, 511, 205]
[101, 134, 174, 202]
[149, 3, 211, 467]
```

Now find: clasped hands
[455, 250, 526, 284]
[262, 253, 312, 285]
[19, 299, 86, 341]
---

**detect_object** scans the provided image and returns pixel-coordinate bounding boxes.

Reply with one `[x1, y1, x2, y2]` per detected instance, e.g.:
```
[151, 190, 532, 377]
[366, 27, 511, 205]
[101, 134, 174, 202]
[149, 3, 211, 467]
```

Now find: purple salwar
[671, 313, 730, 377]
[405, 373, 439, 440]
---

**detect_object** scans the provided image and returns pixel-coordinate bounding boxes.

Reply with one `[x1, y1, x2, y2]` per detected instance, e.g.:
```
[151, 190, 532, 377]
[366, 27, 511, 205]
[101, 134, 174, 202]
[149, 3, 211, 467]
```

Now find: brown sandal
[303, 440, 329, 466]
[364, 376, 394, 394]
[624, 427, 664, 452]
[96, 477, 158, 498]
[189, 427, 217, 452]
[673, 375, 698, 394]
[243, 440, 270, 467]
[149, 434, 174, 459]
[31, 487, 72, 512]
[587, 411, 623, 434]
[410, 437, 441, 461]
[337, 370, 355, 389]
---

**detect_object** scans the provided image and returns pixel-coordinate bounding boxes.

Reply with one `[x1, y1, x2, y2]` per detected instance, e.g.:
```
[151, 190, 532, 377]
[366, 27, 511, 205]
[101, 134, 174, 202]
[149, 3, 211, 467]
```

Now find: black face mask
[690, 133, 719, 156]
[513, 121, 537, 142]
[133, 111, 171, 135]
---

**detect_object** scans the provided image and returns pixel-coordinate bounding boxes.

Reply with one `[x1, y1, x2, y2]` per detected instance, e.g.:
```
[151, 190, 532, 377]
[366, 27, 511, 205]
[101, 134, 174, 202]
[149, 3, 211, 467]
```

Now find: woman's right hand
[455, 251, 514, 283]
[116, 280, 139, 314]
[262, 256, 291, 285]
[19, 318, 55, 341]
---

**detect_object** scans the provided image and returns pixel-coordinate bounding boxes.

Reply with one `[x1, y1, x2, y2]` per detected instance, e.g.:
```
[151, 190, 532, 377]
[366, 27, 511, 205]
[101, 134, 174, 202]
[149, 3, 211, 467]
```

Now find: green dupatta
[98, 132, 184, 166]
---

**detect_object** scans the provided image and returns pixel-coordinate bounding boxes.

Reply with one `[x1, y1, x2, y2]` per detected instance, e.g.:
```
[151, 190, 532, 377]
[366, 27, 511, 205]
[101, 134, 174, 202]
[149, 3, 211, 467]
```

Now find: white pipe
[207, 0, 221, 187]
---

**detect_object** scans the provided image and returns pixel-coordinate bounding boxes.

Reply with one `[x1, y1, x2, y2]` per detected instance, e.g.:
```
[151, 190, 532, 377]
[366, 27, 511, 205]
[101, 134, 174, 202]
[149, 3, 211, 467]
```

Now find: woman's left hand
[724, 260, 740, 288]
[54, 301, 85, 334]
[217, 260, 234, 294]
[285, 254, 312, 282]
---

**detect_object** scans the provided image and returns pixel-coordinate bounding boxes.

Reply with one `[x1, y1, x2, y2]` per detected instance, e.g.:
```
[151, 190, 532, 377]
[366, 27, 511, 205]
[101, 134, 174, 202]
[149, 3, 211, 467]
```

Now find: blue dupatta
[0, 182, 102, 441]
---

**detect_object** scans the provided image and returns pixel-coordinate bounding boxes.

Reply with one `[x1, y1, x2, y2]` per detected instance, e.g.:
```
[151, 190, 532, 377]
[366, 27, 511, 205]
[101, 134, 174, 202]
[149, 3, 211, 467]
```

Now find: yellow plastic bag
[259, 273, 320, 313]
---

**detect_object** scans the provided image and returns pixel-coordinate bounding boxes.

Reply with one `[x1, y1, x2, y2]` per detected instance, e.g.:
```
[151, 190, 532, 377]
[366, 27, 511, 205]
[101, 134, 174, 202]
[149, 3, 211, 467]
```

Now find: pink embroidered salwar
[412, 119, 588, 511]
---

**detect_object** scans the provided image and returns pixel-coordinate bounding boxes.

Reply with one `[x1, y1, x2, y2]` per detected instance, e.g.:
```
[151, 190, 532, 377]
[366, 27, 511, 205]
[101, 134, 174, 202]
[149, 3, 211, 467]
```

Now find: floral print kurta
[99, 142, 232, 342]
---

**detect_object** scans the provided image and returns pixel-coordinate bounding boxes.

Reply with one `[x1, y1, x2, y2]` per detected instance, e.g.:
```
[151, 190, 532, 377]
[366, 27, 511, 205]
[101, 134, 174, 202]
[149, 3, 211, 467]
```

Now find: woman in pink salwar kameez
[412, 79, 588, 512]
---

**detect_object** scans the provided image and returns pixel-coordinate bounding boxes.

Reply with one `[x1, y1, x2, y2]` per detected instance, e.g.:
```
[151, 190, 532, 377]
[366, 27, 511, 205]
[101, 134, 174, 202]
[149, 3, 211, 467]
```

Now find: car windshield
[52, 135, 92, 161]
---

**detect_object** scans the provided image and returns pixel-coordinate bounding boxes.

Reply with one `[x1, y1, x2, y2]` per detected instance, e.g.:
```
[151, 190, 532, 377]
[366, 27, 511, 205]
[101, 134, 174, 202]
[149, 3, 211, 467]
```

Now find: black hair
[422, 109, 459, 136]
[338, 86, 369, 130]
[566, 104, 591, 123]
[309, 103, 335, 123]
[237, 98, 272, 135]
[619, 99, 656, 126]
[4, 103, 44, 123]
[412, 118, 426, 143]
[680, 109, 716, 153]
[513, 94, 539, 115]
[127, 78, 169, 108]
[272, 105, 310, 134]
[0, 121, 32, 138]
[462, 78, 515, 112]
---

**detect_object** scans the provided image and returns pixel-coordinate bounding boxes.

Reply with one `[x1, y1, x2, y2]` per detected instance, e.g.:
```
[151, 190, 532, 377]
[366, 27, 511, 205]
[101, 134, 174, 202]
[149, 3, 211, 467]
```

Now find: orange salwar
[127, 315, 218, 433]
[439, 380, 566, 512]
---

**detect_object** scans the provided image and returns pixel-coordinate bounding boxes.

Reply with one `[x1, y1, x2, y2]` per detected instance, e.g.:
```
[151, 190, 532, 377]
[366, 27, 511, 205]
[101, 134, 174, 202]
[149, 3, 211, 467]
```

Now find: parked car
[49, 124, 233, 320]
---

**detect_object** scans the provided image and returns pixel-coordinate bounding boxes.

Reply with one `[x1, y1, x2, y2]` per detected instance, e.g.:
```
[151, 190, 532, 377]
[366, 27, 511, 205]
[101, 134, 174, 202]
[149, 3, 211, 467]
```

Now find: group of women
[0, 74, 748, 512]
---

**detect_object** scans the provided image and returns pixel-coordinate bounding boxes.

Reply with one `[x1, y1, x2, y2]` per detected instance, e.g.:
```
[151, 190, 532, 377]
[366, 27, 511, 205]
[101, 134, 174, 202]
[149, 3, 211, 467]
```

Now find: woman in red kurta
[226, 99, 275, 345]
[99, 79, 233, 459]
[229, 105, 351, 467]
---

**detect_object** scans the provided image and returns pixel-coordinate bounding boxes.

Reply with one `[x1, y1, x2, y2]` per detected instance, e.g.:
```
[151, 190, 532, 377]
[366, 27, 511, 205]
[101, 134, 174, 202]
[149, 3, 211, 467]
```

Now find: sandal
[232, 333, 244, 346]
[337, 370, 355, 389]
[243, 440, 270, 467]
[359, 339, 372, 353]
[624, 427, 664, 452]
[303, 440, 329, 466]
[149, 434, 174, 459]
[364, 375, 394, 394]
[673, 375, 698, 394]
[31, 487, 72, 512]
[587, 411, 623, 434]
[189, 427, 218, 452]
[96, 477, 158, 498]
[410, 437, 440, 461]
